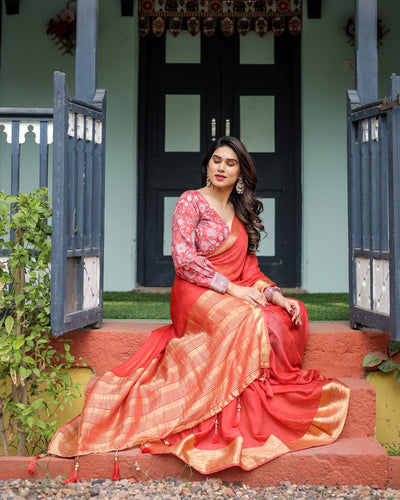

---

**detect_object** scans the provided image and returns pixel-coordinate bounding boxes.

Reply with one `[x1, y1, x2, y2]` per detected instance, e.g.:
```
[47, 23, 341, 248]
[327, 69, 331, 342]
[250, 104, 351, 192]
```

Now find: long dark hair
[201, 136, 264, 253]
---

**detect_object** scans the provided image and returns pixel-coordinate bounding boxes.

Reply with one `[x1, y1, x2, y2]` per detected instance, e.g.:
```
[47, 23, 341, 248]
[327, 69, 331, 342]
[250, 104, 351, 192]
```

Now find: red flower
[60, 9, 75, 22]
[47, 5, 77, 55]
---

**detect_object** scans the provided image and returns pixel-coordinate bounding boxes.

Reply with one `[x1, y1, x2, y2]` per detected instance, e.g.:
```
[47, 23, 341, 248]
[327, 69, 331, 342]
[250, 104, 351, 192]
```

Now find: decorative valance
[139, 0, 302, 38]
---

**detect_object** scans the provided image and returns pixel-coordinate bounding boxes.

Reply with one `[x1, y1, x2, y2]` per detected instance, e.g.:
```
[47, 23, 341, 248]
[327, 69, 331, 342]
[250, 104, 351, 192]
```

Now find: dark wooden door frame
[137, 32, 301, 287]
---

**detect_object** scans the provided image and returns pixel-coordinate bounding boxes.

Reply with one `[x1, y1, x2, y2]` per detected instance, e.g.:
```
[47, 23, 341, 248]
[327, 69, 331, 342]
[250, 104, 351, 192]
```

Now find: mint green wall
[0, 0, 138, 291]
[301, 1, 355, 292]
[302, 0, 400, 292]
[97, 5, 138, 291]
[1, 1, 399, 292]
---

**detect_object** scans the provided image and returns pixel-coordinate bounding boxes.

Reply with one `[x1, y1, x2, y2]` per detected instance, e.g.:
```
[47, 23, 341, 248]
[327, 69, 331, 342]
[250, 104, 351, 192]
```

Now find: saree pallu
[48, 217, 350, 473]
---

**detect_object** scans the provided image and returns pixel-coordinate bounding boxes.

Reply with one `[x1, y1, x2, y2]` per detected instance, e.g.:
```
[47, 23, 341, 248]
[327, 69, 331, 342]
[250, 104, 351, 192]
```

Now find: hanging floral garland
[344, 15, 389, 48]
[47, 1, 77, 55]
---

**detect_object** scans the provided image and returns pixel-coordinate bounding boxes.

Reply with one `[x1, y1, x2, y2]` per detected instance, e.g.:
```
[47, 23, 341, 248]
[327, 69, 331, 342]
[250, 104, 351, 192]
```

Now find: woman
[48, 137, 349, 475]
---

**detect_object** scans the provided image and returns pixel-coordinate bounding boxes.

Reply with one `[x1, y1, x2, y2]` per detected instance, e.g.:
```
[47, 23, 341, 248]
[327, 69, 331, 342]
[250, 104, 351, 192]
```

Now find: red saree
[48, 193, 350, 474]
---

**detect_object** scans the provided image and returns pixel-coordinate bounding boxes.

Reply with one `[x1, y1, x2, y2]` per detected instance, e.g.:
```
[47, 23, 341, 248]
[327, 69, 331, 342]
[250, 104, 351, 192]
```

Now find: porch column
[355, 0, 378, 105]
[75, 0, 98, 103]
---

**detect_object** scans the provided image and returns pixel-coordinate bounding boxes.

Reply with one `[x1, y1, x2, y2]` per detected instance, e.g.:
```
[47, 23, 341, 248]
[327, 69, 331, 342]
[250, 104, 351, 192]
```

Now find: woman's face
[207, 146, 241, 191]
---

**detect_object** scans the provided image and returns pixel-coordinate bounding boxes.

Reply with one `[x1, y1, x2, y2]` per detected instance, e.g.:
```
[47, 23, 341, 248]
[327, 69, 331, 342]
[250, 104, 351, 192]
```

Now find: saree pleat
[48, 216, 350, 473]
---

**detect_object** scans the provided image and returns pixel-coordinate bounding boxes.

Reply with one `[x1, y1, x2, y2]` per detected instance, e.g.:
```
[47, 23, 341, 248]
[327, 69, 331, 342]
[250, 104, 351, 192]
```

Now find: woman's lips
[215, 175, 226, 181]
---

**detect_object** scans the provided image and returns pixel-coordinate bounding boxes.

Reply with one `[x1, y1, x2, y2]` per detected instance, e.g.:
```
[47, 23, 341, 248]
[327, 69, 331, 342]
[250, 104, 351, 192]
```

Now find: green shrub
[0, 188, 81, 456]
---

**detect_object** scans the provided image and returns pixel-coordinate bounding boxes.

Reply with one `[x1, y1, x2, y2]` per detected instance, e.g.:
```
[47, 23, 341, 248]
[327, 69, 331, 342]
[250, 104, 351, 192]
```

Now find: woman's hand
[226, 282, 267, 308]
[272, 292, 302, 325]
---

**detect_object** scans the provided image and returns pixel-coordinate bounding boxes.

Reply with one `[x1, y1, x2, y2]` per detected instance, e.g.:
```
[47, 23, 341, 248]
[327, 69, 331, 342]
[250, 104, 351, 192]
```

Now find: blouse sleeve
[171, 193, 230, 293]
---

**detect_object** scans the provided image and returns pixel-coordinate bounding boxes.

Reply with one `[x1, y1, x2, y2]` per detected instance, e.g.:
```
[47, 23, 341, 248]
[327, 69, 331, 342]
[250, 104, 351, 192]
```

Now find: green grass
[103, 291, 349, 322]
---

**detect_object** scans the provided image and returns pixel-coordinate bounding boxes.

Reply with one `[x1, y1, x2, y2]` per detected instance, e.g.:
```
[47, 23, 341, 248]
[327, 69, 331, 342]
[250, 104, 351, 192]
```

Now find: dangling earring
[236, 176, 244, 195]
[206, 170, 211, 187]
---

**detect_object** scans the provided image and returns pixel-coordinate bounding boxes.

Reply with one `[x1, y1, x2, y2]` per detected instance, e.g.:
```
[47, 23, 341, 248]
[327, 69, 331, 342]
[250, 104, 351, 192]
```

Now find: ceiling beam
[307, 0, 321, 19]
[121, 0, 134, 16]
[5, 0, 19, 15]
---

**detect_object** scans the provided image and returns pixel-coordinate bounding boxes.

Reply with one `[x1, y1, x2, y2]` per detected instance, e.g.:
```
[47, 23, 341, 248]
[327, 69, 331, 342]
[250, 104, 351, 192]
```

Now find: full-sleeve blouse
[171, 191, 231, 293]
[171, 190, 281, 300]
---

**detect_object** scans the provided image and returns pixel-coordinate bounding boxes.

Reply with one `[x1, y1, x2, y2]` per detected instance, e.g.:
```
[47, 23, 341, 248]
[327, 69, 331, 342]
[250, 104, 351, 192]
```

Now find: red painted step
[52, 321, 390, 379]
[0, 438, 394, 488]
[1, 321, 397, 488]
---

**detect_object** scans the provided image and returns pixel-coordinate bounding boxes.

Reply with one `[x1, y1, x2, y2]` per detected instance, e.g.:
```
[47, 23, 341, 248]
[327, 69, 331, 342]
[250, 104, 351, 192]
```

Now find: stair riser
[52, 322, 390, 380]
[0, 438, 389, 488]
[340, 379, 375, 439]
[303, 327, 390, 378]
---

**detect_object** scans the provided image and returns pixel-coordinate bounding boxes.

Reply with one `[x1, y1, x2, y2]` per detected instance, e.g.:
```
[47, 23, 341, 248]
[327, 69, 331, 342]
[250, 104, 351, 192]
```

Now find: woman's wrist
[264, 286, 282, 303]
[271, 290, 285, 306]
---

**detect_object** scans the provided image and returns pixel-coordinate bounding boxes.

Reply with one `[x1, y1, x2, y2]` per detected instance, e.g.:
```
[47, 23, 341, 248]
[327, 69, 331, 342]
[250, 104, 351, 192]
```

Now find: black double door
[138, 31, 301, 287]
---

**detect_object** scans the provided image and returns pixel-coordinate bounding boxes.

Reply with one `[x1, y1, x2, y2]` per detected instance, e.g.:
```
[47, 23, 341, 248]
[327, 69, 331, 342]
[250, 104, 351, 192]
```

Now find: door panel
[138, 32, 301, 287]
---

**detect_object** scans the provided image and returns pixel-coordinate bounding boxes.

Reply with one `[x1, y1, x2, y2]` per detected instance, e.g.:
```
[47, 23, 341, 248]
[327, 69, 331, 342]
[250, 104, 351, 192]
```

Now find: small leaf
[37, 419, 46, 430]
[13, 337, 25, 350]
[378, 359, 400, 373]
[388, 340, 400, 356]
[27, 416, 35, 429]
[362, 351, 388, 368]
[23, 355, 35, 365]
[19, 366, 32, 380]
[5, 316, 14, 334]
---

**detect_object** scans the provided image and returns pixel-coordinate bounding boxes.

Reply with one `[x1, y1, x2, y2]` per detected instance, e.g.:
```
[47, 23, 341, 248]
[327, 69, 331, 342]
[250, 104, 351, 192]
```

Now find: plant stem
[14, 228, 27, 456]
[0, 405, 9, 456]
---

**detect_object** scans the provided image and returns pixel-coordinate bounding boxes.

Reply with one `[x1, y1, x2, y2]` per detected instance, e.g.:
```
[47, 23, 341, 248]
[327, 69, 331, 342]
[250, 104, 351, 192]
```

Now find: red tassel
[27, 456, 40, 474]
[235, 400, 241, 426]
[112, 451, 120, 481]
[265, 379, 274, 398]
[62, 461, 79, 484]
[212, 416, 219, 443]
[260, 367, 274, 397]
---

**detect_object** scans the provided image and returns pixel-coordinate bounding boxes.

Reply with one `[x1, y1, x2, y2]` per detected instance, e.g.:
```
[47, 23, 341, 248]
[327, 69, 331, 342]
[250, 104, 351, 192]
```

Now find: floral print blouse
[171, 190, 281, 300]
[172, 190, 231, 293]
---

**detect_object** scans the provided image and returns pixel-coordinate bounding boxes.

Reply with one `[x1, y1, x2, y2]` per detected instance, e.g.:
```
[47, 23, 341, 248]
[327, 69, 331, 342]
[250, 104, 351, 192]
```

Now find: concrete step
[339, 377, 375, 439]
[1, 321, 398, 488]
[50, 323, 380, 442]
[53, 321, 390, 379]
[1, 438, 398, 489]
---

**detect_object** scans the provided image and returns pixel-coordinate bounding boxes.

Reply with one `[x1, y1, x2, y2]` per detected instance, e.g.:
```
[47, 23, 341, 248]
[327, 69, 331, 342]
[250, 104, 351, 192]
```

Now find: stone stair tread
[11, 321, 386, 487]
[0, 437, 389, 487]
[57, 321, 389, 379]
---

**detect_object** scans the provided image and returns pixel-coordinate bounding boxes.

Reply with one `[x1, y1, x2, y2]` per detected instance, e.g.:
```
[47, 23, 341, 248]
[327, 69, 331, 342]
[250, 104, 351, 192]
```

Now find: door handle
[225, 119, 230, 136]
[211, 118, 216, 142]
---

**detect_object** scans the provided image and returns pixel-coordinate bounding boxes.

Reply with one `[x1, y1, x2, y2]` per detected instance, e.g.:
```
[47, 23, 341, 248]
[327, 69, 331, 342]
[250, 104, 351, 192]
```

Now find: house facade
[1, 0, 399, 293]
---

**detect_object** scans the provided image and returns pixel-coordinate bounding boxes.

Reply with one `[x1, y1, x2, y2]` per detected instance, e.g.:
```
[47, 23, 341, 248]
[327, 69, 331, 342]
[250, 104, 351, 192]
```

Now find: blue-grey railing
[0, 108, 53, 249]
[347, 74, 400, 341]
[51, 71, 106, 336]
[0, 108, 53, 195]
[0, 71, 106, 337]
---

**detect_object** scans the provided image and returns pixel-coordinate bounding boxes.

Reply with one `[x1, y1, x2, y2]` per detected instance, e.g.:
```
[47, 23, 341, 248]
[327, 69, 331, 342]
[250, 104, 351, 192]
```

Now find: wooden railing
[51, 71, 106, 336]
[347, 74, 400, 341]
[0, 108, 53, 196]
[0, 72, 107, 337]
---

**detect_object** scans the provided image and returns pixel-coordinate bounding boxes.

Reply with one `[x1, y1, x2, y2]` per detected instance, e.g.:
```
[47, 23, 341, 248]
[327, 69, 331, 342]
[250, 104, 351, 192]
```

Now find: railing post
[75, 0, 98, 103]
[387, 75, 400, 341]
[355, 0, 378, 105]
[347, 89, 361, 329]
[51, 72, 69, 336]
